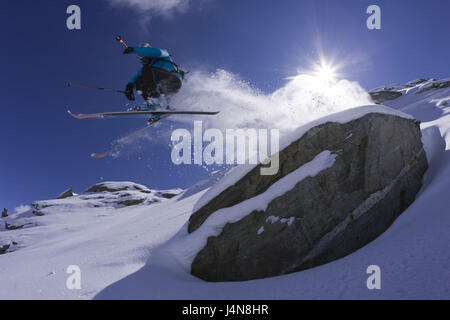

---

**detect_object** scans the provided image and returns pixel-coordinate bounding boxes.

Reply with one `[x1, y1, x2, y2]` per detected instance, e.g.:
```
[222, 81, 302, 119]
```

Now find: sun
[287, 56, 342, 86]
[312, 58, 339, 83]
[316, 64, 336, 82]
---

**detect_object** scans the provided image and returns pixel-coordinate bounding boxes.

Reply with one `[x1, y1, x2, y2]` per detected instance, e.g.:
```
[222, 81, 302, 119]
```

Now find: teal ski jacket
[129, 46, 182, 83]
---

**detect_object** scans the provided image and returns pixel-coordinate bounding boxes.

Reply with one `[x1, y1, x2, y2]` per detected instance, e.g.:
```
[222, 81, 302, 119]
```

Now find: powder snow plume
[171, 69, 371, 134]
[113, 68, 371, 157]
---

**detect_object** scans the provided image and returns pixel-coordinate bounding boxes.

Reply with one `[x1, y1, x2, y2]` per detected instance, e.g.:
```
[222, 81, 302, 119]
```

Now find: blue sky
[1, 0, 449, 211]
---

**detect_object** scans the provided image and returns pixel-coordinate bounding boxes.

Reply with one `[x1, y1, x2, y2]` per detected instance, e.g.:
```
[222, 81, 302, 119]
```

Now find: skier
[122, 43, 184, 120]
[67, 38, 219, 158]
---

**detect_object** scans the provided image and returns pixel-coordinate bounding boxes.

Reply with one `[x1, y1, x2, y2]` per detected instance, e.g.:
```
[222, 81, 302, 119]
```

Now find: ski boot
[143, 98, 163, 123]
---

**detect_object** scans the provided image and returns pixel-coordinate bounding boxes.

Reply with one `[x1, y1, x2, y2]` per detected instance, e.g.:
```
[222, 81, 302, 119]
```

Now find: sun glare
[313, 59, 338, 83]
[287, 56, 342, 87]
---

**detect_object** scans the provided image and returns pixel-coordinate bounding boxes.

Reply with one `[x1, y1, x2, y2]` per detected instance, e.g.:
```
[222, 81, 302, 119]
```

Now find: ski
[71, 108, 219, 158]
[68, 109, 219, 120]
[90, 114, 170, 159]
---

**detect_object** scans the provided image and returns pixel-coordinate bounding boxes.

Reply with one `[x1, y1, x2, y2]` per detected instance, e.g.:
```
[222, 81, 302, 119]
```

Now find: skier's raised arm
[123, 46, 170, 59]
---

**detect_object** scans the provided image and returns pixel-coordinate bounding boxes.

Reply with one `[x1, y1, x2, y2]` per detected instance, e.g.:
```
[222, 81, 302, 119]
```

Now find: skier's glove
[123, 47, 134, 54]
[125, 83, 135, 101]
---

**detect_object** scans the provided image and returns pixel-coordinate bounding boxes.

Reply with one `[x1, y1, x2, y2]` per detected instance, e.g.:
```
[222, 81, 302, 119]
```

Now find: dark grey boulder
[190, 112, 428, 282]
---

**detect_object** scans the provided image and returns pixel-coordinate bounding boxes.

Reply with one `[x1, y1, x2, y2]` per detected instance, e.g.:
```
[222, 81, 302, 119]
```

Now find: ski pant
[135, 65, 182, 101]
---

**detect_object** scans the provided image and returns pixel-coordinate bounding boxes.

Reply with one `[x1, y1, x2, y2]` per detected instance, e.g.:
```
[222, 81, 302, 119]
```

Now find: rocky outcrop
[117, 199, 145, 206]
[0, 181, 183, 256]
[369, 90, 402, 104]
[369, 78, 450, 104]
[80, 182, 180, 207]
[189, 110, 428, 282]
[4, 222, 27, 230]
[31, 202, 46, 216]
[416, 79, 450, 94]
[0, 241, 17, 255]
[0, 244, 10, 254]
[57, 188, 74, 199]
[84, 182, 150, 193]
[159, 192, 178, 199]
[28, 182, 183, 217]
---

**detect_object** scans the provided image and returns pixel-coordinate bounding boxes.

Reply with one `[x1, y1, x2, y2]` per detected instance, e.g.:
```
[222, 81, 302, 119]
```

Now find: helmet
[136, 42, 152, 61]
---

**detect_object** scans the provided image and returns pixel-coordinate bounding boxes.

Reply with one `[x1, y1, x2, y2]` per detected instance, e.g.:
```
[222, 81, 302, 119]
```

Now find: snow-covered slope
[1, 78, 450, 299]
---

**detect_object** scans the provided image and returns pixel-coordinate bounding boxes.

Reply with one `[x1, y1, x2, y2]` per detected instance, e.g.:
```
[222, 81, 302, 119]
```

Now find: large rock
[189, 111, 428, 282]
